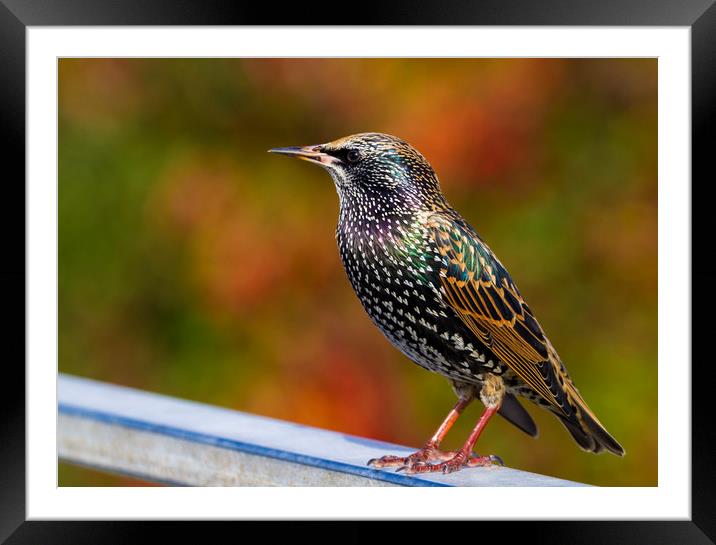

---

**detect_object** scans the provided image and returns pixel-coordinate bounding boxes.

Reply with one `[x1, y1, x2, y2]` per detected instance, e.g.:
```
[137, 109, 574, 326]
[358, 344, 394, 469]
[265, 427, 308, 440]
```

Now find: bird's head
[270, 133, 447, 214]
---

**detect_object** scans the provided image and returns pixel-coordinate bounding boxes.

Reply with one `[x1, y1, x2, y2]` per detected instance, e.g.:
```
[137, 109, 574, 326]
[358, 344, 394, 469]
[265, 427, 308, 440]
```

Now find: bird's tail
[555, 381, 625, 456]
[546, 340, 625, 456]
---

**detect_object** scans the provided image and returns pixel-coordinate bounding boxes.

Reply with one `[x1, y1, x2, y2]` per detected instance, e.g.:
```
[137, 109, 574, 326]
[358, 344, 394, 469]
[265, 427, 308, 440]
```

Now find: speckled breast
[335, 215, 507, 385]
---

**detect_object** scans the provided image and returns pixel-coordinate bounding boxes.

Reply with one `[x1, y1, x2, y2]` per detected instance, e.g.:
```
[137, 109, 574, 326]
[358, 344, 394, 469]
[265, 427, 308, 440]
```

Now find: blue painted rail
[58, 373, 587, 487]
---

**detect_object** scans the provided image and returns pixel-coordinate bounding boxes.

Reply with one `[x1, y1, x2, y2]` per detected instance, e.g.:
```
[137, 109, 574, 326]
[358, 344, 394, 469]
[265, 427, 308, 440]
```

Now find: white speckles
[451, 333, 465, 350]
[418, 317, 438, 332]
[472, 351, 485, 362]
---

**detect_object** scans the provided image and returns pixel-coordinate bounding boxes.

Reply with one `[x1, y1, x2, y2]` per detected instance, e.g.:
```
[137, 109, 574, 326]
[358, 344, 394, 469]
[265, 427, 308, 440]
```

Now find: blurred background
[58, 58, 657, 487]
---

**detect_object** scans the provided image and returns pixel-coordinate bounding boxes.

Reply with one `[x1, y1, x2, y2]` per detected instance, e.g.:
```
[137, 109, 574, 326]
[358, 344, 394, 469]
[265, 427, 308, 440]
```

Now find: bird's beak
[268, 145, 339, 167]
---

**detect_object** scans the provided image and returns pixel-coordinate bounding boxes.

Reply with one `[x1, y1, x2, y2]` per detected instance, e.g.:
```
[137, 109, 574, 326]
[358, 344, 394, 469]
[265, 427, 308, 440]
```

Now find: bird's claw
[487, 454, 504, 467]
[367, 455, 415, 469]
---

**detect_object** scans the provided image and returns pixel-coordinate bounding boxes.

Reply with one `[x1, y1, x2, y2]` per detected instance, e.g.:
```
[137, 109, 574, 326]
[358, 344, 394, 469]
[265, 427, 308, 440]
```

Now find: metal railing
[58, 373, 587, 487]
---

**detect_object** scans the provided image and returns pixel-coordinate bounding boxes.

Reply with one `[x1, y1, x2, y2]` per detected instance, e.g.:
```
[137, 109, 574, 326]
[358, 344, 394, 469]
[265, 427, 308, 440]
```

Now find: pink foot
[398, 451, 504, 475]
[367, 443, 454, 469]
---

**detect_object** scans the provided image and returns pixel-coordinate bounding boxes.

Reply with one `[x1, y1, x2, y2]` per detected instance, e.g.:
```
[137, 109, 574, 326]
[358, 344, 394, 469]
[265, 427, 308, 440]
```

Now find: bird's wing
[427, 213, 574, 417]
[426, 212, 624, 455]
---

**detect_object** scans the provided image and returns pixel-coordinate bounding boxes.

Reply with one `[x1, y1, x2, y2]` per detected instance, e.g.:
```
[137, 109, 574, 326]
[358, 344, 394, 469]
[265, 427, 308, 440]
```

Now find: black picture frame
[2, 1, 712, 542]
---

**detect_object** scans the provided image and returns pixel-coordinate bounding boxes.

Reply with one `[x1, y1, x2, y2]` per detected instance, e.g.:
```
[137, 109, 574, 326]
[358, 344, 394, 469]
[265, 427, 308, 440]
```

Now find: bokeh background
[58, 58, 657, 487]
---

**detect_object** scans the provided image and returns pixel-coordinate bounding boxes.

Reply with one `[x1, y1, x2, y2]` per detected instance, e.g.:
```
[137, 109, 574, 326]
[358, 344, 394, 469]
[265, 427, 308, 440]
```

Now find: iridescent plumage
[270, 133, 624, 474]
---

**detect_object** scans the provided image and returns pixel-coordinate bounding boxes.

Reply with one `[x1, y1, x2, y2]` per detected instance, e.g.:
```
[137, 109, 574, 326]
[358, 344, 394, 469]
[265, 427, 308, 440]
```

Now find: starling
[270, 133, 624, 474]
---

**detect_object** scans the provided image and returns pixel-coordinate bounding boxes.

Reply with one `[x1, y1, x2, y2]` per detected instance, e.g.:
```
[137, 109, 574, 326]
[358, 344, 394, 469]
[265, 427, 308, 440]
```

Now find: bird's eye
[346, 149, 361, 163]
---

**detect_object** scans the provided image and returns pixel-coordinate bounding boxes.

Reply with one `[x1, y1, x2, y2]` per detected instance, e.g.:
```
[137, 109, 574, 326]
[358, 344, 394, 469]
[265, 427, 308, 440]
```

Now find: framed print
[2, 0, 713, 542]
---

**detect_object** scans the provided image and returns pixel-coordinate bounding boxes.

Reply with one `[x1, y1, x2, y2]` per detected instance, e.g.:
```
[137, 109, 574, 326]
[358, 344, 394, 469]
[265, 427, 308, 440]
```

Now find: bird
[269, 132, 624, 475]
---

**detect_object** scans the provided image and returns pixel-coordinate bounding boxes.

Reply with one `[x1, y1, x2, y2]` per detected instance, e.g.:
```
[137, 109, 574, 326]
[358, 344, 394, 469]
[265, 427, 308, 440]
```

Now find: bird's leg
[403, 374, 506, 475]
[367, 392, 474, 469]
